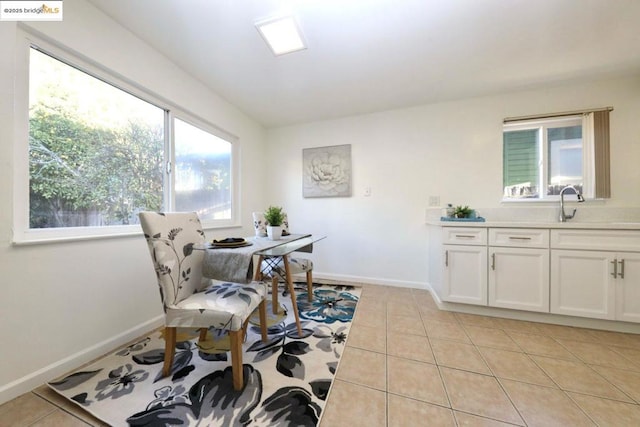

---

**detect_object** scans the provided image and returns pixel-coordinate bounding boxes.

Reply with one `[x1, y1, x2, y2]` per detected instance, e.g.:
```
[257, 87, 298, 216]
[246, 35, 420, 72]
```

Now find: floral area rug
[48, 283, 359, 426]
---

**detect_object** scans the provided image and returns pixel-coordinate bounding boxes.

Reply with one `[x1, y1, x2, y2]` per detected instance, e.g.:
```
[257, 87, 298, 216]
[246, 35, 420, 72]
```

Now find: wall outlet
[428, 196, 440, 206]
[364, 186, 372, 197]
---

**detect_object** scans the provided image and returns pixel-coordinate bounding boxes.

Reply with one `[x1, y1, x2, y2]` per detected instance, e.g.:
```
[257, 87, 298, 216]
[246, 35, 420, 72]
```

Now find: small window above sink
[502, 108, 612, 202]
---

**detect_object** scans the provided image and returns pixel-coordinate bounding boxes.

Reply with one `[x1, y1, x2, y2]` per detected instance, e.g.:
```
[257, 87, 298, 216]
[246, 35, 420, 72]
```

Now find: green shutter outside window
[503, 129, 539, 197]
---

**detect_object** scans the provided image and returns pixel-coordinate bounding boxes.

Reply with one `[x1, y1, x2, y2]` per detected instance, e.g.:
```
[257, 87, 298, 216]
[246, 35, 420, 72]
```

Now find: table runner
[202, 234, 309, 283]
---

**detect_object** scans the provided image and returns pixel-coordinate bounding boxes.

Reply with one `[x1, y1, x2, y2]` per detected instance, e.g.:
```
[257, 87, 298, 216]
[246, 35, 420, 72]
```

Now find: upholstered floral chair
[138, 211, 268, 390]
[253, 212, 314, 304]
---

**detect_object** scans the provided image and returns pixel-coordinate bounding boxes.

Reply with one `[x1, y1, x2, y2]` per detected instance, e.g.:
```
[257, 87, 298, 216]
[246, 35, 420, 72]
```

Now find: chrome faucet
[559, 185, 585, 222]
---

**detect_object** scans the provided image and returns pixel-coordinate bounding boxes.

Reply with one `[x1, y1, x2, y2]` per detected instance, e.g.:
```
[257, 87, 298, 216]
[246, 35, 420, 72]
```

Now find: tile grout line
[414, 290, 462, 424]
[562, 389, 602, 426]
[550, 339, 638, 404]
[468, 328, 527, 427]
[23, 393, 58, 427]
[385, 292, 389, 427]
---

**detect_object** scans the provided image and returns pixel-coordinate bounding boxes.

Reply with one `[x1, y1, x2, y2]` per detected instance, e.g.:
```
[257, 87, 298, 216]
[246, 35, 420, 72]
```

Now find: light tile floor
[320, 284, 640, 427]
[2, 284, 640, 426]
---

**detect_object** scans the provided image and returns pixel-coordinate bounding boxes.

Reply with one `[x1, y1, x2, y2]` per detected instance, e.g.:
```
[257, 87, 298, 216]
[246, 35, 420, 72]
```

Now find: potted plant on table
[264, 205, 285, 240]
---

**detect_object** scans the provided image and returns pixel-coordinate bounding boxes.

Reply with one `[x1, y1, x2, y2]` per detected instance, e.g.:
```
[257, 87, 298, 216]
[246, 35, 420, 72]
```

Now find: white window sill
[12, 223, 242, 246]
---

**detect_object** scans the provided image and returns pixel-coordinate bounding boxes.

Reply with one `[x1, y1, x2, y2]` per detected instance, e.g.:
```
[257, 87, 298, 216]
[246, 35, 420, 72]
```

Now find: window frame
[12, 30, 239, 245]
[502, 115, 586, 202]
[169, 112, 239, 224]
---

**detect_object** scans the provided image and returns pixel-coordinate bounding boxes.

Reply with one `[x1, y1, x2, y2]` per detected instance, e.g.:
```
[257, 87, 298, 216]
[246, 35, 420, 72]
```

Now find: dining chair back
[138, 211, 267, 390]
[258, 212, 314, 302]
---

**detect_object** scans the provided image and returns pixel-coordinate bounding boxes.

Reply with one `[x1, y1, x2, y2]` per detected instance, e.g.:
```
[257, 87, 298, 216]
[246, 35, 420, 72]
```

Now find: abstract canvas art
[302, 144, 352, 198]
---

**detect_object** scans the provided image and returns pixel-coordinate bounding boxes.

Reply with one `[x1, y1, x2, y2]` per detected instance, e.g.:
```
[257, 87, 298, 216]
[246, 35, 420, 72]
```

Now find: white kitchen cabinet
[615, 252, 640, 323]
[430, 225, 640, 325]
[488, 228, 549, 313]
[550, 229, 640, 323]
[441, 228, 488, 305]
[550, 249, 616, 320]
[489, 247, 549, 312]
[443, 244, 488, 305]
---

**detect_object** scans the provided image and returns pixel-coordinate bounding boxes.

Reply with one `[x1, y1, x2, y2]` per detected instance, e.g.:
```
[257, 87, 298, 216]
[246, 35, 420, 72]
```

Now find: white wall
[265, 75, 640, 286]
[0, 0, 267, 404]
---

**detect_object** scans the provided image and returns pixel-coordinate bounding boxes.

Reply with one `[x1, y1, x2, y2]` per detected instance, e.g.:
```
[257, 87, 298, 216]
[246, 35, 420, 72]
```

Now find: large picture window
[15, 37, 237, 243]
[29, 48, 165, 228]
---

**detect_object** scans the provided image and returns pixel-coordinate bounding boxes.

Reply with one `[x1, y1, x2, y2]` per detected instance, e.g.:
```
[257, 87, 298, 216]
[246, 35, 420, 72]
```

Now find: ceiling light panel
[256, 16, 306, 56]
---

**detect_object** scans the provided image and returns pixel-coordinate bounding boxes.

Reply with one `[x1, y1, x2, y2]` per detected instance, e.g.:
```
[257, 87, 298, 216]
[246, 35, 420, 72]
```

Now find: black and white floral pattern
[48, 283, 360, 426]
[139, 211, 267, 331]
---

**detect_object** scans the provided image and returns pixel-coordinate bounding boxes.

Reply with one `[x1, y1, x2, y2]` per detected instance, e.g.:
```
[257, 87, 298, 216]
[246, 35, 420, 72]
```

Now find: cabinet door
[550, 250, 615, 320]
[616, 252, 640, 323]
[443, 245, 487, 305]
[489, 247, 549, 312]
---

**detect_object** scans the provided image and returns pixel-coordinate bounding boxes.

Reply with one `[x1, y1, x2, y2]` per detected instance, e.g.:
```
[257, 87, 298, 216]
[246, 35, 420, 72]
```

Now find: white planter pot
[267, 225, 282, 240]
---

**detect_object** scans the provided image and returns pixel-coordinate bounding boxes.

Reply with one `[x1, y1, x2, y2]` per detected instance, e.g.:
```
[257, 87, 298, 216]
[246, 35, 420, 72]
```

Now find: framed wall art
[302, 144, 352, 198]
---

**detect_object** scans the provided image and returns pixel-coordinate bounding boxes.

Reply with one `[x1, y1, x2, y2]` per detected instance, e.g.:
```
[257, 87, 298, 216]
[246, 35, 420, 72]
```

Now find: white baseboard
[317, 275, 639, 334]
[0, 315, 164, 406]
[424, 282, 639, 334]
[312, 271, 429, 290]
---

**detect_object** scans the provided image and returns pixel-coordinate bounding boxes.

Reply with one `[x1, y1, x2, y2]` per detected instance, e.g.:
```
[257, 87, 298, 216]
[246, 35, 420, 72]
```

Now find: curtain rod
[504, 106, 614, 123]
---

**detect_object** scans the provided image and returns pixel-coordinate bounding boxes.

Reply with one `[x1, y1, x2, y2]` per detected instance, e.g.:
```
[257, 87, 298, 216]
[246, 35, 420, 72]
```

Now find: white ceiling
[87, 0, 640, 128]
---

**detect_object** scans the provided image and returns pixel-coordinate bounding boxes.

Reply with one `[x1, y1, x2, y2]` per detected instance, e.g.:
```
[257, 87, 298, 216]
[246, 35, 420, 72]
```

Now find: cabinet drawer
[551, 230, 640, 251]
[489, 228, 549, 248]
[443, 227, 487, 245]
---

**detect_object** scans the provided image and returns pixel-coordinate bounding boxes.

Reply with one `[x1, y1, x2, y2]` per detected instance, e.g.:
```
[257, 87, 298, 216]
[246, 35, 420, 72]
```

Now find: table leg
[253, 255, 264, 281]
[306, 270, 313, 302]
[283, 254, 303, 336]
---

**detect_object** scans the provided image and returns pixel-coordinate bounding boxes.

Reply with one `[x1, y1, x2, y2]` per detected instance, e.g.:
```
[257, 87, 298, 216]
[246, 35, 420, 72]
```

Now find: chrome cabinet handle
[455, 234, 476, 239]
[491, 253, 496, 270]
[445, 250, 449, 267]
[618, 259, 625, 279]
[610, 259, 618, 278]
[508, 236, 532, 240]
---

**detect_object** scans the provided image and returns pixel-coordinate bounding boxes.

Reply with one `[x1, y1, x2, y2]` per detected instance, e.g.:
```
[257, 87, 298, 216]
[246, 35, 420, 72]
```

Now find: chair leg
[306, 270, 313, 302]
[283, 255, 303, 336]
[229, 329, 244, 391]
[163, 326, 177, 377]
[259, 299, 268, 341]
[271, 276, 279, 314]
[199, 328, 208, 342]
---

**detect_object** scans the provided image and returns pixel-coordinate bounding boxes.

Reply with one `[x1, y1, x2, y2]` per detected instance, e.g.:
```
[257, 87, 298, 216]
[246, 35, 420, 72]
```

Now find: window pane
[547, 125, 582, 195]
[174, 119, 232, 220]
[503, 129, 539, 198]
[28, 48, 165, 228]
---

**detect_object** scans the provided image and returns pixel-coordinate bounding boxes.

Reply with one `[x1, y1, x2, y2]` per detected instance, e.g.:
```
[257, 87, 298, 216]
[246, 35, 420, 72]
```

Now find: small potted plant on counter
[454, 205, 473, 219]
[264, 205, 285, 240]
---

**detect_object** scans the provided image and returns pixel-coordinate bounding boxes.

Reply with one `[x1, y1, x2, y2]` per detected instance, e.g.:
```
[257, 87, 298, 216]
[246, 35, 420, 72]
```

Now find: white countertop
[426, 220, 640, 230]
